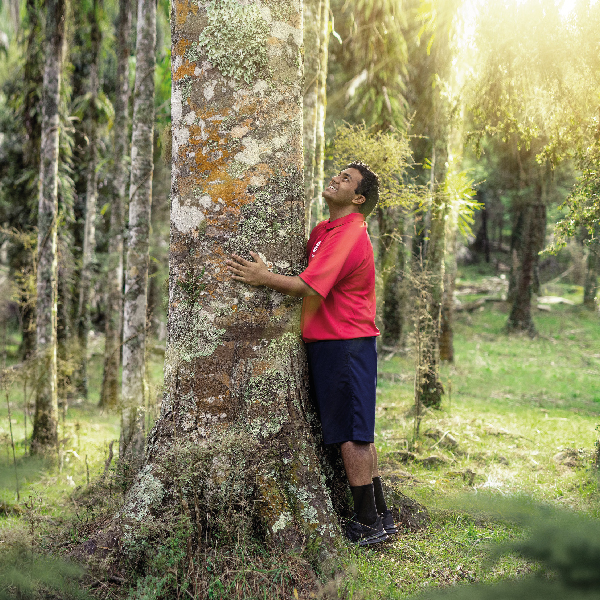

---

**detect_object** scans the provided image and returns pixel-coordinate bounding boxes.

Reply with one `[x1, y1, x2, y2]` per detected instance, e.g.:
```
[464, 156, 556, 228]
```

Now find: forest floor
[0, 270, 599, 599]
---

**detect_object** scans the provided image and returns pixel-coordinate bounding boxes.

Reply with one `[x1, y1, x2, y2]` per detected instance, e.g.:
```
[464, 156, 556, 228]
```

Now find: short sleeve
[299, 223, 363, 298]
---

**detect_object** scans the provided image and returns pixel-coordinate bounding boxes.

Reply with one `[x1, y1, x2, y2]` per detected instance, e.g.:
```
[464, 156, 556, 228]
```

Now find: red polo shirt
[299, 212, 380, 343]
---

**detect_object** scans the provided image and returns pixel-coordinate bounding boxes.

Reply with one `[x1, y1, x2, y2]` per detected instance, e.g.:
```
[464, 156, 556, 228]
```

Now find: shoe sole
[357, 529, 389, 546]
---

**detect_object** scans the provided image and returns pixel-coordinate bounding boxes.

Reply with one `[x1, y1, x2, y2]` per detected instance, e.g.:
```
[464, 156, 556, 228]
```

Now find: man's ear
[352, 194, 366, 206]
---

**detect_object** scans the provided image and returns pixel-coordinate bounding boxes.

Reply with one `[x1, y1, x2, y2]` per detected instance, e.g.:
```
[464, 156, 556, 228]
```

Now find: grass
[341, 283, 600, 598]
[0, 280, 599, 599]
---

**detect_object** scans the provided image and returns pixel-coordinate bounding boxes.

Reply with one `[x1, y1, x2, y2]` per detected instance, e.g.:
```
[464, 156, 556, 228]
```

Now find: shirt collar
[325, 212, 365, 230]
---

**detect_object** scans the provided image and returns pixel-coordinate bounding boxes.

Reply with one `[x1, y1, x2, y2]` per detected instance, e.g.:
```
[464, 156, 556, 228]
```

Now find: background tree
[406, 0, 463, 406]
[119, 0, 156, 459]
[75, 0, 104, 398]
[31, 0, 67, 451]
[467, 0, 600, 329]
[100, 0, 133, 409]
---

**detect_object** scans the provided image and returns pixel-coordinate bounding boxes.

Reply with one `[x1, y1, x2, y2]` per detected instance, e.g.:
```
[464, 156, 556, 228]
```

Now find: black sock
[350, 484, 378, 525]
[372, 476, 388, 514]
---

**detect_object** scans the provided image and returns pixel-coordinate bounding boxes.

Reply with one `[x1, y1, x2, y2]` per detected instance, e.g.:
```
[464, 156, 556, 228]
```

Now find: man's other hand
[226, 252, 269, 287]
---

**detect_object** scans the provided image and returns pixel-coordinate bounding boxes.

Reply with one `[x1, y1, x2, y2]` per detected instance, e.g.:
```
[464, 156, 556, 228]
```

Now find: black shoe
[345, 514, 389, 546]
[381, 509, 398, 535]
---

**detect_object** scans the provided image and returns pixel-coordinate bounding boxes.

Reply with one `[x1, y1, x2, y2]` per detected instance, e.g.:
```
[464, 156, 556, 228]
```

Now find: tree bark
[100, 0, 132, 410]
[120, 0, 156, 459]
[31, 0, 66, 452]
[583, 237, 599, 309]
[506, 202, 546, 334]
[378, 205, 406, 348]
[103, 0, 341, 557]
[76, 0, 102, 400]
[313, 0, 329, 224]
[417, 192, 445, 408]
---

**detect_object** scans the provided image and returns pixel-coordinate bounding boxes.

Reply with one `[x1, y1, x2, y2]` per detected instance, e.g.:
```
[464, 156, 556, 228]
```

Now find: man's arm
[226, 252, 319, 298]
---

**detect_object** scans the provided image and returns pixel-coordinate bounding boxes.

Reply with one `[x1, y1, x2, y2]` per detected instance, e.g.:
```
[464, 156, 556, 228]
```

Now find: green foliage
[328, 0, 408, 131]
[442, 168, 480, 239]
[330, 123, 416, 208]
[549, 142, 600, 251]
[194, 0, 270, 83]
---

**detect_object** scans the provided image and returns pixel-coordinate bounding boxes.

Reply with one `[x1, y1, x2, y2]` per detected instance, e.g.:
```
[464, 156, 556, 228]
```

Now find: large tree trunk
[119, 0, 156, 459]
[378, 205, 406, 348]
[31, 0, 66, 452]
[506, 202, 546, 334]
[100, 0, 132, 410]
[76, 0, 102, 400]
[97, 0, 342, 561]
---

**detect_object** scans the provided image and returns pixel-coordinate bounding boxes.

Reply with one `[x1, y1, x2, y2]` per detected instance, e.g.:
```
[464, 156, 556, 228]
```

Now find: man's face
[322, 168, 365, 208]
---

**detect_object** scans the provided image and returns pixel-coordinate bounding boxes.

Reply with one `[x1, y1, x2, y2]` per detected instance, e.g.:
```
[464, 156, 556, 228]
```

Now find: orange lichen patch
[173, 59, 197, 82]
[267, 37, 283, 46]
[173, 38, 192, 61]
[174, 0, 197, 25]
[207, 178, 249, 207]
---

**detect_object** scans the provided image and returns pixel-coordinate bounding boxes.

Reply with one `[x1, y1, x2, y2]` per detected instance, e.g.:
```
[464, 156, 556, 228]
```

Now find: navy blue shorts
[305, 337, 377, 445]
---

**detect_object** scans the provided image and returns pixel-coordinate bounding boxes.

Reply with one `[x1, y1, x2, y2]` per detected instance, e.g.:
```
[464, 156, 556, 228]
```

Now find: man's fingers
[230, 254, 251, 266]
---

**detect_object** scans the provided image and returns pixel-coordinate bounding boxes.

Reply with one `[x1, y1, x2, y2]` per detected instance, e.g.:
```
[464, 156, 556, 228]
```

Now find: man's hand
[226, 252, 269, 287]
[226, 251, 319, 298]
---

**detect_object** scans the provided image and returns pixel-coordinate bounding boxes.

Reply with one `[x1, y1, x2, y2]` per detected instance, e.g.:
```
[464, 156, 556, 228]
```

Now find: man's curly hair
[346, 161, 380, 217]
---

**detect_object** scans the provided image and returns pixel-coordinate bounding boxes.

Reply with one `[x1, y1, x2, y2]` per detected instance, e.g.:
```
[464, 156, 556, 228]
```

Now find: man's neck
[328, 205, 363, 222]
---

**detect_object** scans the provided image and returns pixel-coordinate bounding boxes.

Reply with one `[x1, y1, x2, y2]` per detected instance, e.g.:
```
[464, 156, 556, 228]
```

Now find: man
[227, 162, 395, 546]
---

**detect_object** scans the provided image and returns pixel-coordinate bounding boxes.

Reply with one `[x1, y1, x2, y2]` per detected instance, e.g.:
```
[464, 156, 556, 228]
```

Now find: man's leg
[341, 441, 377, 527]
[341, 441, 374, 486]
[371, 443, 397, 534]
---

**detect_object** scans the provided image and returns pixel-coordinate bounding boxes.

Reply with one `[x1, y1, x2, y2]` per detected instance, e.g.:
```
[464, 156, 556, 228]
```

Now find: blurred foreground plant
[417, 494, 600, 600]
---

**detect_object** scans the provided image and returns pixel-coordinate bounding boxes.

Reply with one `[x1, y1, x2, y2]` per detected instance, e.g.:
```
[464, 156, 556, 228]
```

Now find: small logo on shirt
[311, 241, 322, 256]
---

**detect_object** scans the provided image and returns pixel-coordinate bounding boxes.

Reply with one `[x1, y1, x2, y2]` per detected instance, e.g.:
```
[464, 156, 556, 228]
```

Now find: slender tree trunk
[440, 232, 457, 362]
[378, 206, 406, 348]
[473, 191, 490, 262]
[76, 0, 102, 400]
[100, 0, 132, 409]
[506, 202, 546, 334]
[96, 0, 342, 556]
[303, 0, 321, 234]
[313, 0, 329, 225]
[417, 192, 445, 408]
[57, 233, 75, 398]
[32, 0, 66, 452]
[16, 0, 43, 363]
[120, 0, 156, 459]
[583, 237, 599, 309]
[9, 0, 20, 34]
